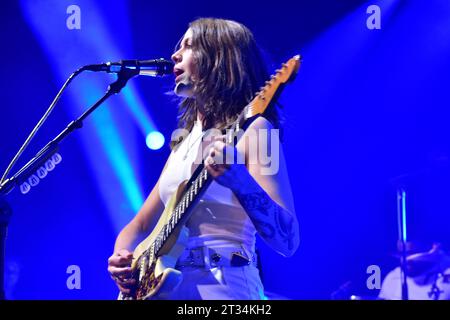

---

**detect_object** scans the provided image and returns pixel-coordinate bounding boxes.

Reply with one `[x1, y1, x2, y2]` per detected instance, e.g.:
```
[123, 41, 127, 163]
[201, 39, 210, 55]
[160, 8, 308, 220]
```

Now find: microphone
[84, 58, 174, 77]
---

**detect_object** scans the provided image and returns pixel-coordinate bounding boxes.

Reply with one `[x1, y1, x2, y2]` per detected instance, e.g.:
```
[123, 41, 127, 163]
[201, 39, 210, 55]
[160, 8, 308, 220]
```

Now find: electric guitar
[118, 54, 301, 300]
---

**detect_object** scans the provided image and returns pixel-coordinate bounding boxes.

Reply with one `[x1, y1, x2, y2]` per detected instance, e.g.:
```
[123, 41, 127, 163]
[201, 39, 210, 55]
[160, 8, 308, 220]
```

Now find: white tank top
[158, 120, 257, 251]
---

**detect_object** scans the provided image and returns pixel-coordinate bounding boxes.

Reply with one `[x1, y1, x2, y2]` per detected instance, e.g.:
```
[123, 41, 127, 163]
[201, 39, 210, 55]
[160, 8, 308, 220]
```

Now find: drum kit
[347, 243, 450, 300]
[361, 162, 450, 300]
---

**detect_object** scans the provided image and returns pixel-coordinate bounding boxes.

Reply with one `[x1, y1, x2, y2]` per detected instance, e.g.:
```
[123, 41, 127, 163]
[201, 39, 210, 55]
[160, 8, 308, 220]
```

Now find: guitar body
[119, 181, 190, 300]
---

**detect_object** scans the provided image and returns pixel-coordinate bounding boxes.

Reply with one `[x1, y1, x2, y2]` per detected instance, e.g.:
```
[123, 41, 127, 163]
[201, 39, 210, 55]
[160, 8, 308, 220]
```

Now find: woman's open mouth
[174, 68, 184, 82]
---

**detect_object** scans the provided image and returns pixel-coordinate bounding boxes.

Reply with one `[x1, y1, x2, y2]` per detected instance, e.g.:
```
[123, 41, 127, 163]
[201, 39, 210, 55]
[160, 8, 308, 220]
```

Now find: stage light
[146, 131, 165, 150]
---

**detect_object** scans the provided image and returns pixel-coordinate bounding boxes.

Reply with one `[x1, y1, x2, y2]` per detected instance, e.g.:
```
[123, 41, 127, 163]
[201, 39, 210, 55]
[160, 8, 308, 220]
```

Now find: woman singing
[108, 17, 299, 300]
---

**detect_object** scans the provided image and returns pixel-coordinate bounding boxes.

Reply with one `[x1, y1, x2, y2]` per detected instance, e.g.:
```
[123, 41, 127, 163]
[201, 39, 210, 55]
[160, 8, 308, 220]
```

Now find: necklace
[182, 124, 206, 160]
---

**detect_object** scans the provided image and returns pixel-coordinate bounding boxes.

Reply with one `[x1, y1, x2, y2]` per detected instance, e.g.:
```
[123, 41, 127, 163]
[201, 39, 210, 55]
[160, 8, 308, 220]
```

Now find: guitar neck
[153, 165, 212, 256]
[152, 113, 260, 257]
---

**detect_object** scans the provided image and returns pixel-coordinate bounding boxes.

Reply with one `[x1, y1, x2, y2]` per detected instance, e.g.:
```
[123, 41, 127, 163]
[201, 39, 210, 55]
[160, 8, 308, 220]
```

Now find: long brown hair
[171, 18, 281, 148]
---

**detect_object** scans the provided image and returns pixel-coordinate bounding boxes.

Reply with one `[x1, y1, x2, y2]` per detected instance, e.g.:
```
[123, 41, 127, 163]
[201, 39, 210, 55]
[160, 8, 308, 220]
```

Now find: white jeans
[166, 264, 265, 300]
[164, 242, 264, 300]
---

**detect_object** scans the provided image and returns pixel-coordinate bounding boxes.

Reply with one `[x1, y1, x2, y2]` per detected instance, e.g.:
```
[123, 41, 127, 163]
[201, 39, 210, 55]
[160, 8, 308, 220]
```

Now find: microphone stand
[396, 188, 409, 300]
[0, 199, 12, 300]
[0, 67, 138, 300]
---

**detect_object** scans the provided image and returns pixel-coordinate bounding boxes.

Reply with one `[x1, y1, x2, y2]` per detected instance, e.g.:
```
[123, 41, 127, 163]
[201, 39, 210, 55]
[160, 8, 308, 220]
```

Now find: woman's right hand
[108, 248, 136, 295]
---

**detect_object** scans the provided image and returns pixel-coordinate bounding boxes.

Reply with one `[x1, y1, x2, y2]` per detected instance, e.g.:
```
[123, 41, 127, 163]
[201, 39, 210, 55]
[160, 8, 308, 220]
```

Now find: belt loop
[240, 244, 255, 265]
[202, 246, 211, 269]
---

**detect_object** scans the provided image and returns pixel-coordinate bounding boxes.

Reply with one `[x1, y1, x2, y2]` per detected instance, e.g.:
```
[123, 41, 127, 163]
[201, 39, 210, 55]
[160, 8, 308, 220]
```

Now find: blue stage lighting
[146, 131, 165, 150]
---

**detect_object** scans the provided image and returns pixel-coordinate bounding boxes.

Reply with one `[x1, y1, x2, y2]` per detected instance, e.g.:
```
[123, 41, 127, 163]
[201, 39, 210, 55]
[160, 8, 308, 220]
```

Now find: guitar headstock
[245, 54, 301, 118]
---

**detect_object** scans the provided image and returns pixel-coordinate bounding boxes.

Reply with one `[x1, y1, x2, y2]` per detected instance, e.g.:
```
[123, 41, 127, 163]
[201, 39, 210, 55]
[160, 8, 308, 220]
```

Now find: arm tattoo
[235, 191, 295, 250]
[251, 218, 275, 238]
[236, 192, 271, 215]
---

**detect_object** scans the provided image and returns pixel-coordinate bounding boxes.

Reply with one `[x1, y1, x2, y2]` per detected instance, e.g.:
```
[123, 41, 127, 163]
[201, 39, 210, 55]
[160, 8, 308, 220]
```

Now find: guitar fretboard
[153, 167, 211, 256]
[148, 109, 251, 259]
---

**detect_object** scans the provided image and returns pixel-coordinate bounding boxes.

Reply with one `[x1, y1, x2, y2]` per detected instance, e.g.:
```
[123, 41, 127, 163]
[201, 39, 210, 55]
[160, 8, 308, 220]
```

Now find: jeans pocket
[221, 265, 264, 300]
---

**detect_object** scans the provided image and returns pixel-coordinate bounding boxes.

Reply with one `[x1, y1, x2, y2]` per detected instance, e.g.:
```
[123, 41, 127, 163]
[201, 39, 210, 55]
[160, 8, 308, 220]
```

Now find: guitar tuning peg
[270, 75, 276, 79]
[265, 80, 272, 86]
[282, 63, 287, 68]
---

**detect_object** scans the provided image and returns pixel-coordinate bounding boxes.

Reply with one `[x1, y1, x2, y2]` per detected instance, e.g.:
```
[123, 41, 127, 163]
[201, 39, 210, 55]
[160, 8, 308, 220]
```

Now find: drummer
[378, 242, 450, 300]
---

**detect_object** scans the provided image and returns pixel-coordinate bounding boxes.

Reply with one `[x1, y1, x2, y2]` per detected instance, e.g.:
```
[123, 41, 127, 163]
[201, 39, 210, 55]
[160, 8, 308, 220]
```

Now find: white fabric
[378, 267, 450, 300]
[165, 265, 265, 300]
[159, 120, 257, 252]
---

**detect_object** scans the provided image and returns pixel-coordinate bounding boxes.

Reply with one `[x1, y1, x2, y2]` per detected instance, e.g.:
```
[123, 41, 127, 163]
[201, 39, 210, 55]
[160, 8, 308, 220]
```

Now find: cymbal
[391, 242, 450, 263]
[406, 248, 450, 264]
